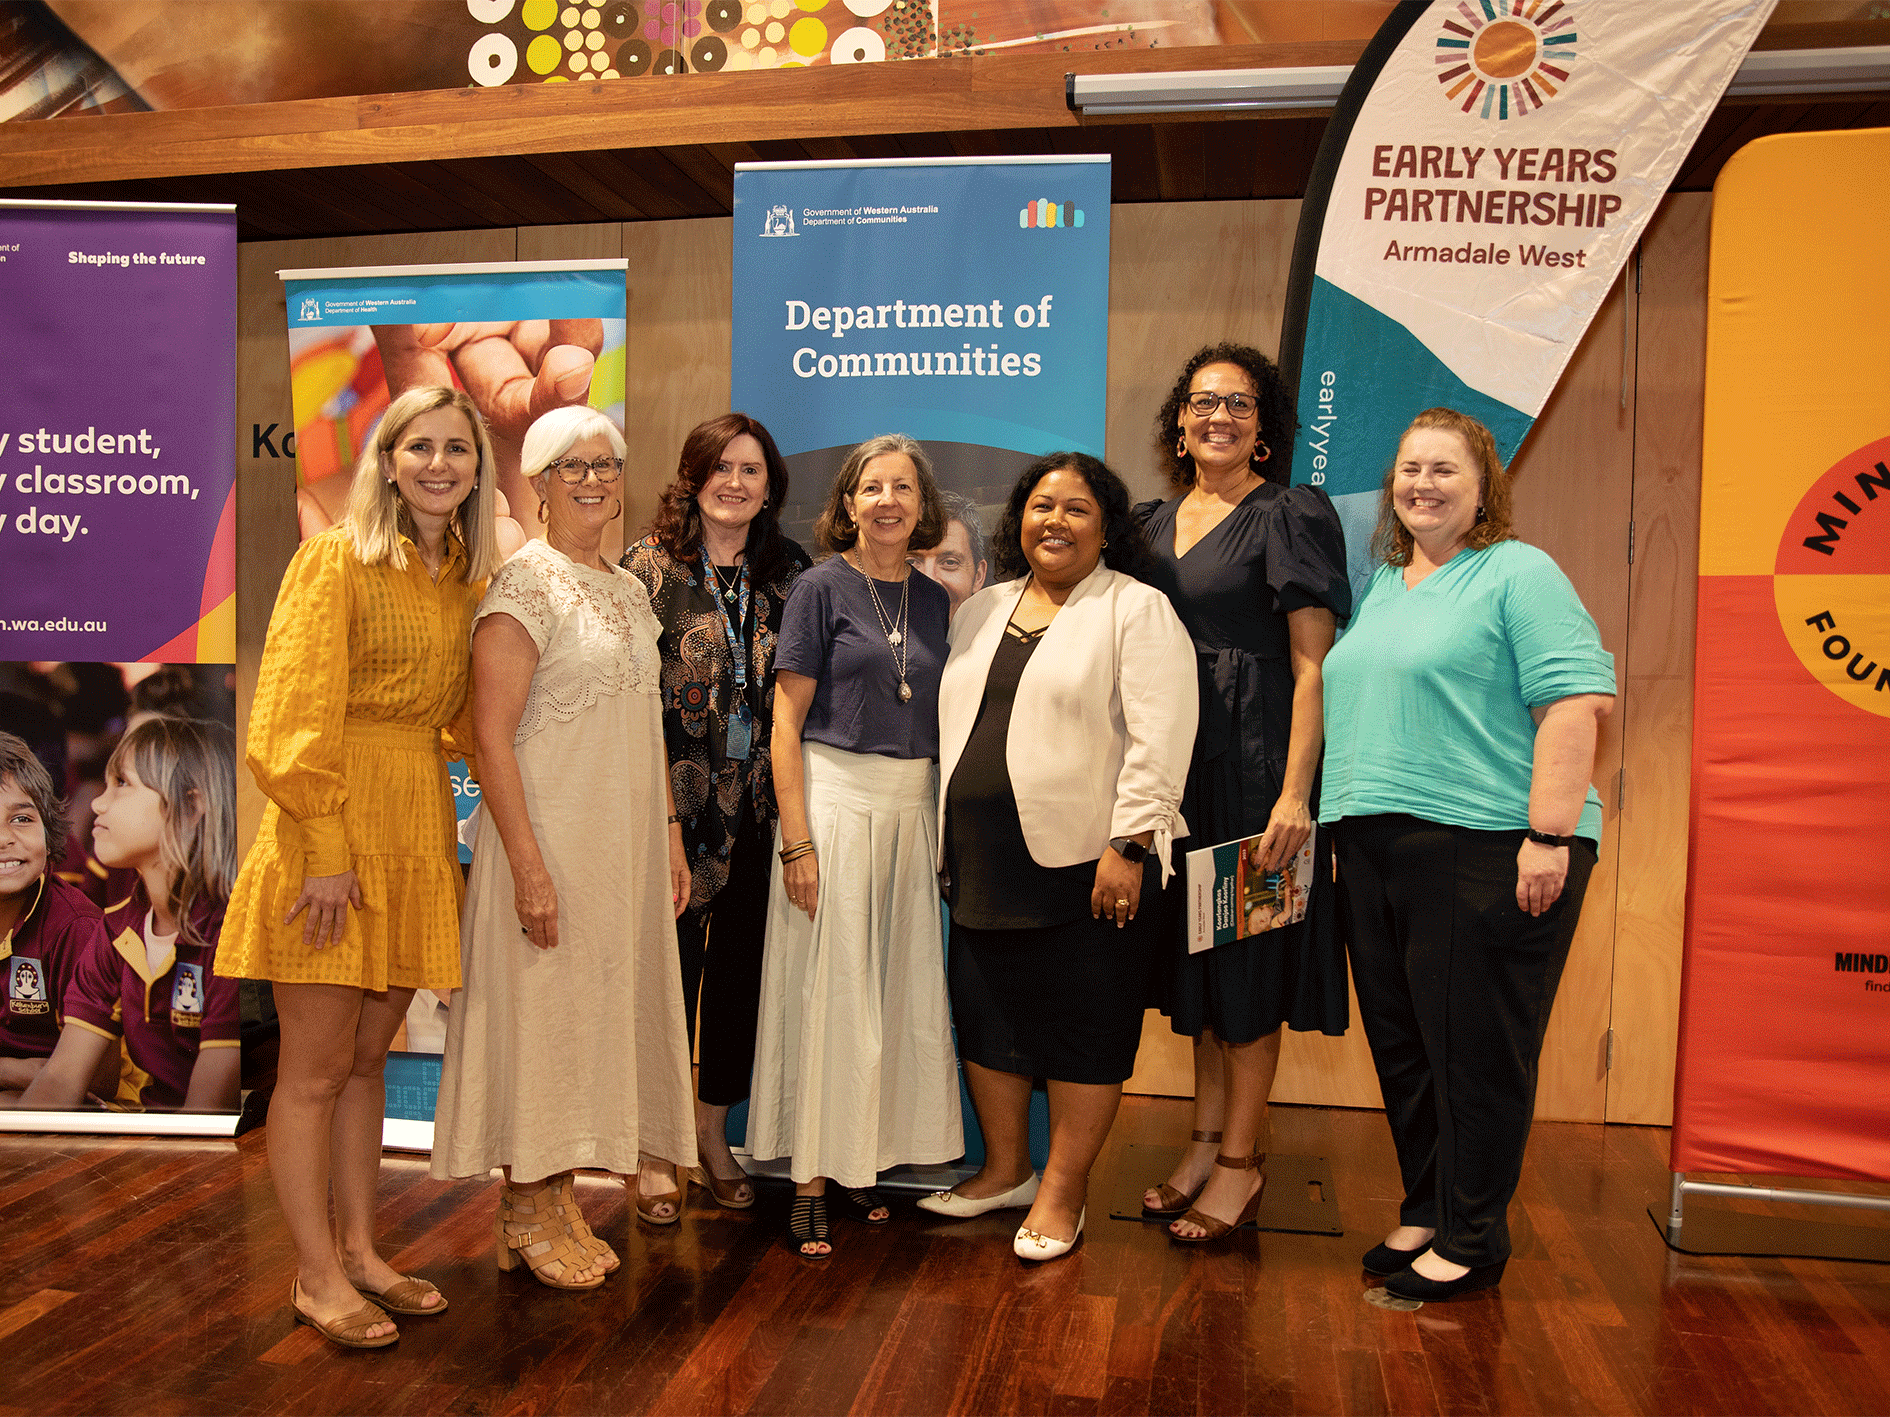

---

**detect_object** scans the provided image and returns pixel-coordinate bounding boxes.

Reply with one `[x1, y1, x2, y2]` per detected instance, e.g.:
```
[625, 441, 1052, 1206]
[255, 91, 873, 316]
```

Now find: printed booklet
[1186, 833, 1312, 954]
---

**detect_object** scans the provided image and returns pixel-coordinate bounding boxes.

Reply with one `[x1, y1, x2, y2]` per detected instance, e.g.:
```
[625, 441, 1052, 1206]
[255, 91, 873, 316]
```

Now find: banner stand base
[1655, 1173, 1890, 1264]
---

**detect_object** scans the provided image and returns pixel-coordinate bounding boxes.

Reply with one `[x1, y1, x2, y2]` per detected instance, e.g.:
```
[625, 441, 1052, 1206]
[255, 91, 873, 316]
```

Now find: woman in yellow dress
[222, 386, 502, 1350]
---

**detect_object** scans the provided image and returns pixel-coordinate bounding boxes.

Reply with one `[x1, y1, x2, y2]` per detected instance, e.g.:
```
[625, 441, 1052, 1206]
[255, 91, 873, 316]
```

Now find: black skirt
[948, 883, 1159, 1086]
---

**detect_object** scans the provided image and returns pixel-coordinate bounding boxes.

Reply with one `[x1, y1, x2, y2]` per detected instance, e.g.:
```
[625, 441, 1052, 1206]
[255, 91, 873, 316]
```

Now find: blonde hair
[813, 433, 946, 555]
[344, 385, 501, 582]
[1370, 407, 1518, 567]
[105, 717, 236, 951]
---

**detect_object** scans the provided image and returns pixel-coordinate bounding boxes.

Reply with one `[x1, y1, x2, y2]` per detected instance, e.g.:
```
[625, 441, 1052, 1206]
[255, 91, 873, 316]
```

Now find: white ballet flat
[1013, 1207, 1084, 1261]
[915, 1173, 1040, 1218]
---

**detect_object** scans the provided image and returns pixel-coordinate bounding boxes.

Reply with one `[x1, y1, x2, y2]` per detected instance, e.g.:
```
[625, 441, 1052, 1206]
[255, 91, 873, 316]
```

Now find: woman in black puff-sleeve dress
[1134, 342, 1351, 1244]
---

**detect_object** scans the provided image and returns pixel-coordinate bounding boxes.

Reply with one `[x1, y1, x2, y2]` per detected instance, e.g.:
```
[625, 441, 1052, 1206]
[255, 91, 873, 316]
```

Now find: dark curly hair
[989, 453, 1148, 582]
[646, 412, 797, 584]
[1154, 341, 1298, 490]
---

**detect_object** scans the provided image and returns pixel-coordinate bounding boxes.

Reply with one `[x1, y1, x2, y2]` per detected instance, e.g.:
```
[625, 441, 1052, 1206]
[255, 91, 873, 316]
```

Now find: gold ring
[1115, 898, 1129, 907]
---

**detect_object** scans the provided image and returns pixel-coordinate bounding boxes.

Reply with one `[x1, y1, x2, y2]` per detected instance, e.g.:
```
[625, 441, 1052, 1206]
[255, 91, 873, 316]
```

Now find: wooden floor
[2, 1096, 1888, 1416]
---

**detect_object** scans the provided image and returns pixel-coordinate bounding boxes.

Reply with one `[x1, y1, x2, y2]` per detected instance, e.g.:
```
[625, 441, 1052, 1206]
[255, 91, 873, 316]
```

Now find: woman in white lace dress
[432, 407, 696, 1290]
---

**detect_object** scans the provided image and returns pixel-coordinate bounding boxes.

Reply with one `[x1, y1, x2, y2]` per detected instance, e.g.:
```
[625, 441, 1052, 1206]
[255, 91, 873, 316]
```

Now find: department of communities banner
[1278, 0, 1773, 587]
[0, 200, 236, 663]
[1672, 128, 1890, 1183]
[279, 259, 628, 1075]
[732, 156, 1110, 550]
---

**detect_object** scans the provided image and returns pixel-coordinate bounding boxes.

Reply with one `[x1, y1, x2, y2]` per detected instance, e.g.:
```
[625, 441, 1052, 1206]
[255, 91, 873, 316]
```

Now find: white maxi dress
[432, 540, 696, 1183]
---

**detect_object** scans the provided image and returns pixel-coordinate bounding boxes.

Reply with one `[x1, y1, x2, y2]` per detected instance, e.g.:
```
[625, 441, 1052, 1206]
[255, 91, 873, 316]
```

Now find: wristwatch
[1108, 836, 1149, 863]
[1523, 828, 1576, 848]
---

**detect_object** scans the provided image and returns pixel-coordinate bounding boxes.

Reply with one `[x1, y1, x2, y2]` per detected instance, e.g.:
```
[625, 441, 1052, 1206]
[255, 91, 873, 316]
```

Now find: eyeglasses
[548, 456, 625, 484]
[1184, 391, 1258, 418]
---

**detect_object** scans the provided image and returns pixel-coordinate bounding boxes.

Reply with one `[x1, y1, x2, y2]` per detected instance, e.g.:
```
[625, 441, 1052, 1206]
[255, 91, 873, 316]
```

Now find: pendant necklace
[848, 549, 912, 703]
[711, 561, 741, 604]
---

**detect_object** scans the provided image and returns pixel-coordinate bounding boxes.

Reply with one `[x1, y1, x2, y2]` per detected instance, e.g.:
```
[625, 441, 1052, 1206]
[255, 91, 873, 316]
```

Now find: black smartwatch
[1108, 836, 1148, 864]
[1523, 828, 1576, 848]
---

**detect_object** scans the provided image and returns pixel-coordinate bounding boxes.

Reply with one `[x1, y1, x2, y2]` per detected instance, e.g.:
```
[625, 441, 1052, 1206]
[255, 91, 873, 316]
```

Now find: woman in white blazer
[916, 453, 1197, 1262]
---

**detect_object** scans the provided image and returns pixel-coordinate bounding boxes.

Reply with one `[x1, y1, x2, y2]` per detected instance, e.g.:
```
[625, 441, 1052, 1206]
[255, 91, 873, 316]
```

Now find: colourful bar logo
[1019, 199, 1084, 229]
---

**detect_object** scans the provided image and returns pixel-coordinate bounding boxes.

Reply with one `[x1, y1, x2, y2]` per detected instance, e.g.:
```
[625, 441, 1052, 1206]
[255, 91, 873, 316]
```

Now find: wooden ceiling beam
[0, 42, 1371, 188]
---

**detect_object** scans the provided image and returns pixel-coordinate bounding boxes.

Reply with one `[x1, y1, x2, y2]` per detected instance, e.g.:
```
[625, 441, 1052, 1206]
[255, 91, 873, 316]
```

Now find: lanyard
[708, 557, 754, 760]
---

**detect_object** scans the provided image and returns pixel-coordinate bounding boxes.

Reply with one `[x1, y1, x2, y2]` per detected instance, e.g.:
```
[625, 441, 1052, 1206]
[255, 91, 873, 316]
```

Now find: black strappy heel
[788, 1194, 832, 1257]
[834, 1186, 891, 1225]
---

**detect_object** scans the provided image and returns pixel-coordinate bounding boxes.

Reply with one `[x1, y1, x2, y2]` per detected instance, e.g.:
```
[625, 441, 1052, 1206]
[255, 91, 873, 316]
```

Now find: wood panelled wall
[233, 194, 1711, 1127]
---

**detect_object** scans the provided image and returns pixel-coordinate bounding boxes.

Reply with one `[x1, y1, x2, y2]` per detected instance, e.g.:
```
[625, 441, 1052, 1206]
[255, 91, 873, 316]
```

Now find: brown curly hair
[646, 412, 797, 584]
[1368, 407, 1517, 567]
[1153, 342, 1298, 490]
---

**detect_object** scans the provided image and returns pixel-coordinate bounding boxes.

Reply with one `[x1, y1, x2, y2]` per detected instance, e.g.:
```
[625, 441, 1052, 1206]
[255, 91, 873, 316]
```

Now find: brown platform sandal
[1142, 1130, 1223, 1218]
[634, 1167, 684, 1226]
[496, 1181, 606, 1290]
[292, 1279, 398, 1349]
[544, 1174, 619, 1274]
[1168, 1151, 1266, 1244]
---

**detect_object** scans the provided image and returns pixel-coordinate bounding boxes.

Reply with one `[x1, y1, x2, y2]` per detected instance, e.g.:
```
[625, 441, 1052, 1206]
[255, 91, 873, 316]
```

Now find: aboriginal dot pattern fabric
[222, 527, 483, 992]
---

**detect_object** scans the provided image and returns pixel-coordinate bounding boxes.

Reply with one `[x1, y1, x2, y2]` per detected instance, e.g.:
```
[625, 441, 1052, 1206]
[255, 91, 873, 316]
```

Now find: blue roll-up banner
[1277, 0, 1775, 590]
[730, 158, 1111, 1174]
[733, 156, 1111, 560]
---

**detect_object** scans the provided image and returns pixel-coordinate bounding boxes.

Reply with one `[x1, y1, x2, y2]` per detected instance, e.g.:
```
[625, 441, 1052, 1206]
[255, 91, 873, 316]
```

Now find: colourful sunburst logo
[1435, 1, 1577, 120]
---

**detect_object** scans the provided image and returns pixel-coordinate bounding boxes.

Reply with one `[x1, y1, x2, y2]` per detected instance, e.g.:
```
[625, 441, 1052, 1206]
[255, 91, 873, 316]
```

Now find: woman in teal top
[1321, 407, 1615, 1302]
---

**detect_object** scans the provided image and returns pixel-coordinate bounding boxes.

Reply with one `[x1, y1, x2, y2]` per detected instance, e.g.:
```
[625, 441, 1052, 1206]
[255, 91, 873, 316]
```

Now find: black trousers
[1335, 814, 1596, 1268]
[675, 807, 772, 1108]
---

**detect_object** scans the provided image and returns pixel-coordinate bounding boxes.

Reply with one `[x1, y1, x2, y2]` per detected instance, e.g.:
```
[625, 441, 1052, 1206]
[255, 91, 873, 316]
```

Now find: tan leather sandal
[1169, 1151, 1266, 1244]
[544, 1173, 619, 1273]
[1142, 1129, 1223, 1218]
[292, 1279, 398, 1349]
[351, 1275, 448, 1316]
[497, 1180, 606, 1290]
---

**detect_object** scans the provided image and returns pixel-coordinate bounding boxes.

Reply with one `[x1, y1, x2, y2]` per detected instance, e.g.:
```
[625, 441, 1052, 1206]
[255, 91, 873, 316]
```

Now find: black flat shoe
[1382, 1258, 1506, 1302]
[1360, 1241, 1425, 1277]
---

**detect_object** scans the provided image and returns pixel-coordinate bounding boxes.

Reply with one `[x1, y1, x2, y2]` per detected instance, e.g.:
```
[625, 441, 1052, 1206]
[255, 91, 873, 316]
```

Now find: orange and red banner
[1672, 128, 1890, 1180]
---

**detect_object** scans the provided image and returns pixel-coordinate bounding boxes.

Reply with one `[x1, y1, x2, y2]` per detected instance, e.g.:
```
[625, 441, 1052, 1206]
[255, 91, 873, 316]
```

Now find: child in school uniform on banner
[14, 717, 240, 1111]
[0, 731, 112, 1101]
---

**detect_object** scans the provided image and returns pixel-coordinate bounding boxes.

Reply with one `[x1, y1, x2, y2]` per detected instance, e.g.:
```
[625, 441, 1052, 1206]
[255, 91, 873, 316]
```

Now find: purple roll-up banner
[0, 201, 237, 663]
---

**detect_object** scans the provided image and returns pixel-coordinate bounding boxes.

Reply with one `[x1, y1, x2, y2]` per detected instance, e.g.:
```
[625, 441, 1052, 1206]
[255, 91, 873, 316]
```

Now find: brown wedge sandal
[1142, 1130, 1223, 1218]
[689, 1164, 757, 1210]
[497, 1181, 607, 1290]
[1168, 1151, 1266, 1244]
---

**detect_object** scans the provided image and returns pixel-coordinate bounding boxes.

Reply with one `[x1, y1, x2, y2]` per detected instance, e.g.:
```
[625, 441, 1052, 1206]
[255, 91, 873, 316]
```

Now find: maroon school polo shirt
[62, 883, 237, 1109]
[1, 874, 109, 1060]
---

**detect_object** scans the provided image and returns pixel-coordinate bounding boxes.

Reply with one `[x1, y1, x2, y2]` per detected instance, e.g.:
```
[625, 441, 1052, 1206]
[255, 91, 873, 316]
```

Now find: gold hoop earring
[537, 499, 549, 524]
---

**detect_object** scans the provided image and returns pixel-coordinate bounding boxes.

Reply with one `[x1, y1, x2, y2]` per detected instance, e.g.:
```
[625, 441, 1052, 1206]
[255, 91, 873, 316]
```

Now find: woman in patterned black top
[623, 413, 810, 1209]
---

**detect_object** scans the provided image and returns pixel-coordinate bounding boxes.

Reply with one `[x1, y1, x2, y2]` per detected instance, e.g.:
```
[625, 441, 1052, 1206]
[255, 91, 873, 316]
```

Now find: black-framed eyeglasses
[1185, 391, 1258, 418]
[548, 456, 625, 484]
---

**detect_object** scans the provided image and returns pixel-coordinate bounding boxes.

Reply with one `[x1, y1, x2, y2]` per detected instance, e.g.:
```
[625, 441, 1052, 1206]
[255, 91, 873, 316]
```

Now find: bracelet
[779, 839, 815, 864]
[1523, 828, 1576, 848]
[667, 814, 680, 825]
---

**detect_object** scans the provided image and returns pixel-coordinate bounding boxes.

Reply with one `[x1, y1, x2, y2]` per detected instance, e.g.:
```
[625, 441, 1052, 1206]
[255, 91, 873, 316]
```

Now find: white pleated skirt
[746, 742, 964, 1187]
